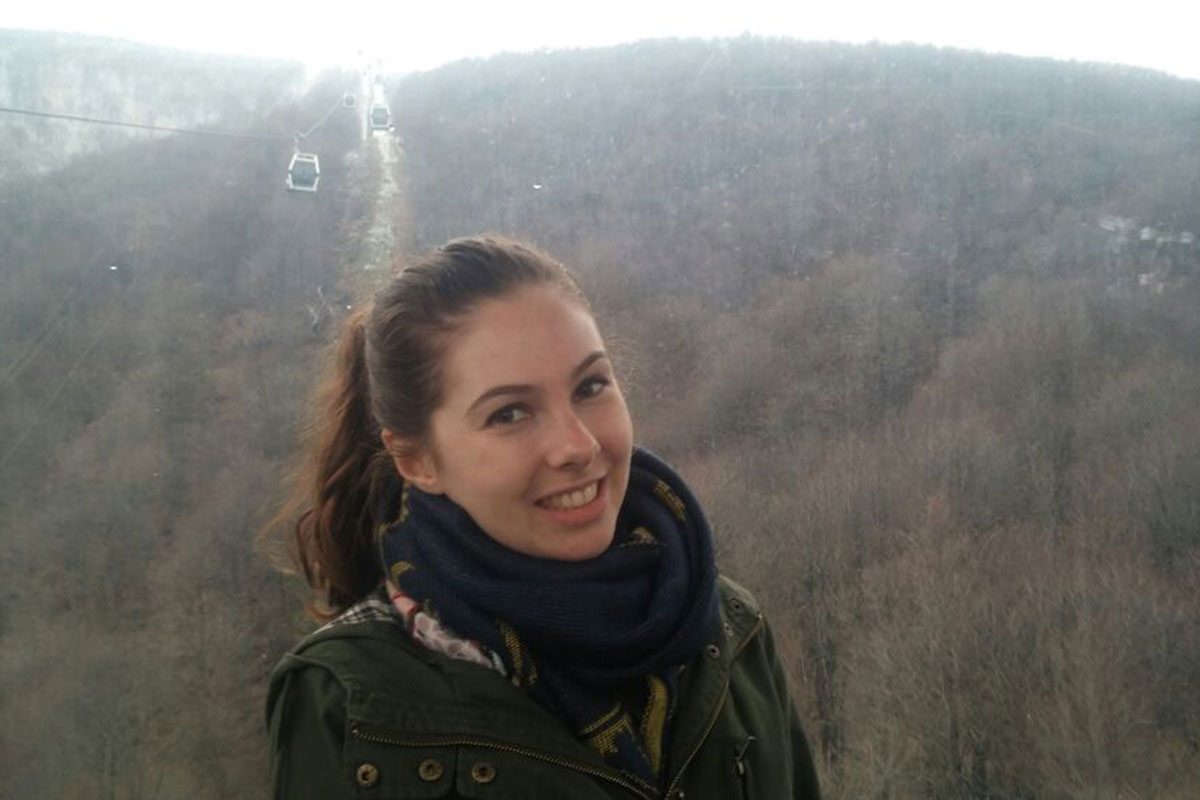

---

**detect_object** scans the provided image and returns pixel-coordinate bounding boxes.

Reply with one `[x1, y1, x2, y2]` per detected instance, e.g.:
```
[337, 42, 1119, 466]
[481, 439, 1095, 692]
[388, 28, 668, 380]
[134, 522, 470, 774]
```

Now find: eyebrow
[467, 351, 609, 414]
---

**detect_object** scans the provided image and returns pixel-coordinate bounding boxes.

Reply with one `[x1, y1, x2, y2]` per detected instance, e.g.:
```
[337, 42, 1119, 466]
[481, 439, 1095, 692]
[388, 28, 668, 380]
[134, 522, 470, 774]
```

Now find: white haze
[5, 0, 1200, 81]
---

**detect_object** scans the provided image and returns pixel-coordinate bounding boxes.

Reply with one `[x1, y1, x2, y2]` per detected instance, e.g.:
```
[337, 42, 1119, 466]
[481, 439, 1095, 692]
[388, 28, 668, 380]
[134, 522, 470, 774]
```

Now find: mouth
[536, 479, 602, 510]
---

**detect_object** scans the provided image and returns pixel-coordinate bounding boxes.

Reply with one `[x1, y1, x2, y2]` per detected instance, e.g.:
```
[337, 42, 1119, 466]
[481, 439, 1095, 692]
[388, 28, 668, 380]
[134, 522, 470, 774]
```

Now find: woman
[267, 236, 821, 799]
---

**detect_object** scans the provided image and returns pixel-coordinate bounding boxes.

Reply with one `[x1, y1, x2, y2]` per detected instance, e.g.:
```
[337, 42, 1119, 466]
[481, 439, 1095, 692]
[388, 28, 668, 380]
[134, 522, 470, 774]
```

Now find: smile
[537, 480, 600, 510]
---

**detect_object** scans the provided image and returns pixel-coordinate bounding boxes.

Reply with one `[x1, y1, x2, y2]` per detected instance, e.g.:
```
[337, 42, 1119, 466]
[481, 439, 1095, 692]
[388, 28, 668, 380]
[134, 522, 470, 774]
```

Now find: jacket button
[706, 644, 721, 659]
[355, 763, 380, 788]
[470, 760, 497, 784]
[417, 758, 444, 782]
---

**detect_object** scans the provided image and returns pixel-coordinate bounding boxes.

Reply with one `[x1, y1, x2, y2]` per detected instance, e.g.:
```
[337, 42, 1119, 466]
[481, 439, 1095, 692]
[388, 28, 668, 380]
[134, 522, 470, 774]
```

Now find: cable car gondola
[286, 152, 320, 193]
[369, 104, 392, 131]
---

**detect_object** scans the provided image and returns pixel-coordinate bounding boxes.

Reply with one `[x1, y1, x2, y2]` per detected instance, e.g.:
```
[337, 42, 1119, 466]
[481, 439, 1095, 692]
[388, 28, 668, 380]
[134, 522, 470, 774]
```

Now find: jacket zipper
[733, 734, 755, 799]
[349, 724, 656, 800]
[662, 613, 764, 800]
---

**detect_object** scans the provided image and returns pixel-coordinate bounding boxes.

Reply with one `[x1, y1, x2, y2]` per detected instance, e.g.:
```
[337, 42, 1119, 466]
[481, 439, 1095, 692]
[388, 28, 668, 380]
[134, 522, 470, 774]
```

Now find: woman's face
[388, 285, 634, 561]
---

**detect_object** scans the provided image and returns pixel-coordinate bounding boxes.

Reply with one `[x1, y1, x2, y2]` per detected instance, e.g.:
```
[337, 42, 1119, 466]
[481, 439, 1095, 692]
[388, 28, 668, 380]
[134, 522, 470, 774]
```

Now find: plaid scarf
[376, 447, 719, 789]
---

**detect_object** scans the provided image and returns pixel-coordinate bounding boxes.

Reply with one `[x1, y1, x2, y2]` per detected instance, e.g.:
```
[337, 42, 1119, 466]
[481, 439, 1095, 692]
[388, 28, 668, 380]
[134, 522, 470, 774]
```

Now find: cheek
[467, 451, 538, 500]
[605, 397, 634, 449]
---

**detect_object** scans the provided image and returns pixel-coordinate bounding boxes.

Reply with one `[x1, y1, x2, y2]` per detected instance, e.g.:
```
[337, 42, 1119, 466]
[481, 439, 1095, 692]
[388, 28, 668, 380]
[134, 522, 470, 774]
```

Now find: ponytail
[272, 307, 391, 618]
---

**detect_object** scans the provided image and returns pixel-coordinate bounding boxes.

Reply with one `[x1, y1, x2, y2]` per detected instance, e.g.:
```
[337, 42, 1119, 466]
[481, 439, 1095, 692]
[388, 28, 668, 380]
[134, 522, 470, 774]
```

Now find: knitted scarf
[376, 447, 719, 788]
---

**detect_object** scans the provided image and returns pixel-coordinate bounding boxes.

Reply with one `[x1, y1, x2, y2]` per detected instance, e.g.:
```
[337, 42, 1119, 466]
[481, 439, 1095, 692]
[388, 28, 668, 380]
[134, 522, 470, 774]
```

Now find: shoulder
[267, 591, 451, 722]
[266, 593, 465, 795]
[716, 573, 766, 652]
[678, 577, 822, 798]
[714, 574, 789, 706]
[717, 573, 762, 616]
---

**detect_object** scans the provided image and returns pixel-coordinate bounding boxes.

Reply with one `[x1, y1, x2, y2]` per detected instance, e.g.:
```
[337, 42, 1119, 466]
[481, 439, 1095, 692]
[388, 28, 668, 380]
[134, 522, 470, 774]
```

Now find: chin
[544, 524, 617, 562]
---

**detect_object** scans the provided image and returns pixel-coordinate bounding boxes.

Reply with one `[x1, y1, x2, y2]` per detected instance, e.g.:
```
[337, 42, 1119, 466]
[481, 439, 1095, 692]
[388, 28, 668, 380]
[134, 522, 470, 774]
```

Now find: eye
[485, 404, 531, 427]
[574, 375, 610, 400]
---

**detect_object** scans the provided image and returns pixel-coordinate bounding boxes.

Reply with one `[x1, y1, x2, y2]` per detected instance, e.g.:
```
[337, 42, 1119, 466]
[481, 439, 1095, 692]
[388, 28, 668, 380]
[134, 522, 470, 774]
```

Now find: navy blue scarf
[377, 447, 719, 788]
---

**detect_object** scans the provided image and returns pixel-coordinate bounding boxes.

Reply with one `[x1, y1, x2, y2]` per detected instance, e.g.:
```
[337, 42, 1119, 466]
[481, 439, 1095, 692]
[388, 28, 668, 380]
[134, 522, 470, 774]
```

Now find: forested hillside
[2, 32, 1198, 799]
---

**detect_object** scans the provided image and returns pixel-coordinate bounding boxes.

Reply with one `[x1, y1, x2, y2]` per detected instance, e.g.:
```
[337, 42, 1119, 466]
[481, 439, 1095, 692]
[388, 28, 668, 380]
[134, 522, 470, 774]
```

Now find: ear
[380, 429, 443, 494]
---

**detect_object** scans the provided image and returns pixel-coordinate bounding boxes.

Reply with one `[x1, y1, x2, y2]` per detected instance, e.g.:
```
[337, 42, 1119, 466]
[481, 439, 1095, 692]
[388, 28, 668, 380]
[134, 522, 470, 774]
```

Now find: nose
[544, 408, 600, 470]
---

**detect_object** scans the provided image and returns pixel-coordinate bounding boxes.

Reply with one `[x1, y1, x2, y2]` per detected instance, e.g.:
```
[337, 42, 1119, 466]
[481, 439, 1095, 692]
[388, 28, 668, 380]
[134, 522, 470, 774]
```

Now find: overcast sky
[6, 1, 1200, 81]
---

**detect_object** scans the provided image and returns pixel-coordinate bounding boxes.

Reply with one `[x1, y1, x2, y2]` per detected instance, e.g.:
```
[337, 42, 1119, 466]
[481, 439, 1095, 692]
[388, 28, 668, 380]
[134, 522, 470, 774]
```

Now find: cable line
[0, 256, 150, 473]
[297, 92, 349, 141]
[0, 274, 88, 390]
[0, 105, 291, 141]
[1, 80, 356, 144]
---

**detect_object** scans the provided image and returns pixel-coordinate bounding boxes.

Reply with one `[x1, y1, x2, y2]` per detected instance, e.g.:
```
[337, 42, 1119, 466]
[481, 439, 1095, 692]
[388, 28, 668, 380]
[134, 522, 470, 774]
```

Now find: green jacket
[267, 576, 821, 799]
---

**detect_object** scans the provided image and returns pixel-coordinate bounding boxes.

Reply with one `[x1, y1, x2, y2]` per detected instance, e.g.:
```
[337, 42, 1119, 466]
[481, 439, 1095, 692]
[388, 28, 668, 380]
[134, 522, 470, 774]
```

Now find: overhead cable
[0, 104, 290, 141]
[297, 91, 351, 141]
[1, 80, 356, 143]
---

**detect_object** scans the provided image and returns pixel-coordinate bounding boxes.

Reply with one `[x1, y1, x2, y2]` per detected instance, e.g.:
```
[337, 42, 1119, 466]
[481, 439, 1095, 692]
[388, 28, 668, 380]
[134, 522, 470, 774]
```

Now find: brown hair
[270, 235, 587, 617]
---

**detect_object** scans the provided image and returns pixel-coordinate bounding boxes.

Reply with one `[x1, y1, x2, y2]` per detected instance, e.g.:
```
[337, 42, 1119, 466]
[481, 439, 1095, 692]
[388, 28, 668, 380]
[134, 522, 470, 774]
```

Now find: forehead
[439, 286, 603, 404]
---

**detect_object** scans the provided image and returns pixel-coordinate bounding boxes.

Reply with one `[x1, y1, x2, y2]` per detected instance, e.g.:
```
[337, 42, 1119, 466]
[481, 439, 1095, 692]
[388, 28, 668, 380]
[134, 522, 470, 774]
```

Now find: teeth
[541, 481, 598, 510]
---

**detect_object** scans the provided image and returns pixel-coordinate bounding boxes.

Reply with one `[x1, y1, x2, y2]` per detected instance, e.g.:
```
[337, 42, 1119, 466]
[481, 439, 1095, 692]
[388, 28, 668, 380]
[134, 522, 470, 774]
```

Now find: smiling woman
[265, 236, 821, 799]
